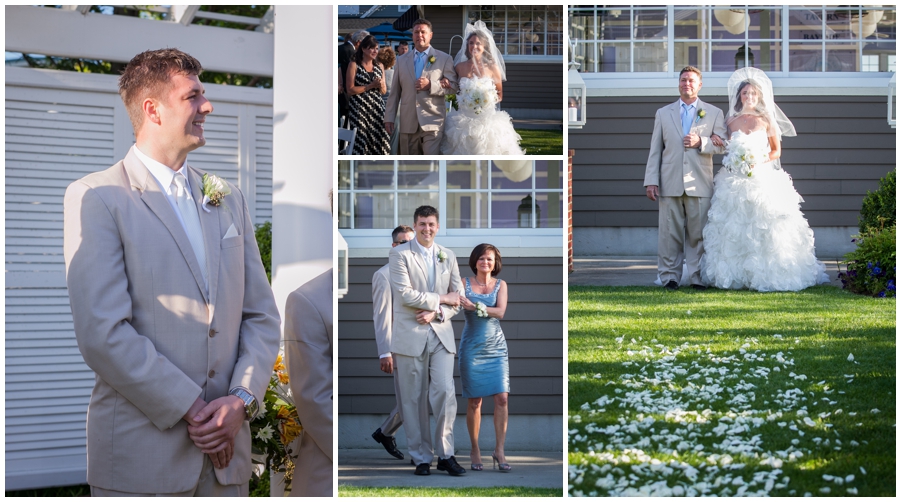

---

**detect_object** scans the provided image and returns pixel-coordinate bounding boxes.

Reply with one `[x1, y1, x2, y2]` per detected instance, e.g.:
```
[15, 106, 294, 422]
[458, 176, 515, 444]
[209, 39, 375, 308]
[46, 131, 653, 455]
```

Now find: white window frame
[338, 159, 564, 251]
[466, 5, 564, 63]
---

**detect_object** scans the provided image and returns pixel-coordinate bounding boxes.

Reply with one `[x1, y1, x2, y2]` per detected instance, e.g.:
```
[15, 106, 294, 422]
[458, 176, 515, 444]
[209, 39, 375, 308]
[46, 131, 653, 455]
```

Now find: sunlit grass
[338, 485, 562, 497]
[569, 286, 895, 497]
[517, 129, 563, 155]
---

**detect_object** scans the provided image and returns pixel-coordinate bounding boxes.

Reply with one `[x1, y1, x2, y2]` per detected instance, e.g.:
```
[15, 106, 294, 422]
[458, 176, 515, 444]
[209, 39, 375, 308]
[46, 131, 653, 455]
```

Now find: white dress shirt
[134, 145, 193, 237]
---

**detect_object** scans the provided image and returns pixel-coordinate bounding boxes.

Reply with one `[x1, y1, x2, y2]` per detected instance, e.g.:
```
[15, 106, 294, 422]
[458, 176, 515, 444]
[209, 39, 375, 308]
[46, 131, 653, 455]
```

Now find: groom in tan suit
[389, 206, 465, 476]
[63, 49, 280, 495]
[644, 66, 725, 290]
[385, 18, 457, 155]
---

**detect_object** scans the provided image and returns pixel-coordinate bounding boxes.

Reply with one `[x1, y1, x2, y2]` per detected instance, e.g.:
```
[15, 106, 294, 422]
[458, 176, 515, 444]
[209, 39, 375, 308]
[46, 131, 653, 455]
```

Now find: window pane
[862, 41, 896, 72]
[634, 42, 667, 71]
[570, 10, 597, 41]
[397, 192, 439, 226]
[674, 8, 706, 40]
[338, 160, 350, 190]
[491, 192, 533, 229]
[599, 9, 631, 41]
[536, 192, 564, 229]
[572, 41, 598, 72]
[790, 41, 826, 71]
[825, 42, 862, 71]
[676, 41, 709, 71]
[447, 160, 489, 190]
[338, 192, 351, 229]
[710, 41, 748, 72]
[634, 9, 667, 40]
[598, 42, 631, 72]
[354, 160, 393, 190]
[535, 160, 563, 190]
[748, 8, 782, 40]
[354, 193, 394, 229]
[748, 41, 783, 72]
[825, 8, 859, 41]
[397, 161, 438, 189]
[447, 192, 488, 229]
[491, 160, 532, 189]
[789, 8, 824, 40]
[712, 8, 749, 40]
[871, 9, 896, 42]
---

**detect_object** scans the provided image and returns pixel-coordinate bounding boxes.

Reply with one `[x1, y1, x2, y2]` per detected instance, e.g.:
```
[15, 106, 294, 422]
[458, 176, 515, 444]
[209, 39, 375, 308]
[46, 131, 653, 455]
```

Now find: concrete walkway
[570, 256, 846, 287]
[337, 449, 564, 490]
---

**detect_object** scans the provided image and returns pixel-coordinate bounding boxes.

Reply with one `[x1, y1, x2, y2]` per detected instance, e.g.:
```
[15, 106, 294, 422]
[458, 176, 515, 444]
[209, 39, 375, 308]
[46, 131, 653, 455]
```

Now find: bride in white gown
[439, 20, 523, 155]
[700, 68, 829, 291]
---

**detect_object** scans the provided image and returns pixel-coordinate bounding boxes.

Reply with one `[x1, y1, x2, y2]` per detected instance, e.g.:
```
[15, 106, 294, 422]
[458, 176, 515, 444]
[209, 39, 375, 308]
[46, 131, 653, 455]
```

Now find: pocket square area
[223, 224, 239, 240]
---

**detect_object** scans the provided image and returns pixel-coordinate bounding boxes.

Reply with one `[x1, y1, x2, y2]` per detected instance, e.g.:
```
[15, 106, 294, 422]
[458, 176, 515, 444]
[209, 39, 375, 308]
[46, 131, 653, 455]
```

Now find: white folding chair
[338, 126, 357, 155]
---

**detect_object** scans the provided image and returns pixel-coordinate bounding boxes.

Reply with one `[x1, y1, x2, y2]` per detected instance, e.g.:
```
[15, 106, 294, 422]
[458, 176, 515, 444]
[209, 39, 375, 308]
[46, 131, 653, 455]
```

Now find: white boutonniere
[437, 250, 447, 263]
[201, 173, 232, 213]
[476, 301, 488, 318]
[427, 55, 436, 69]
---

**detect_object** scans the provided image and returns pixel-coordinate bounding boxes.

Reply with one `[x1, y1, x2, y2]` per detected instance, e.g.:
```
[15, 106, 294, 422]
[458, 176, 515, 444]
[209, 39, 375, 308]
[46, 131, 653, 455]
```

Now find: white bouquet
[722, 139, 770, 177]
[458, 77, 498, 116]
[475, 301, 489, 318]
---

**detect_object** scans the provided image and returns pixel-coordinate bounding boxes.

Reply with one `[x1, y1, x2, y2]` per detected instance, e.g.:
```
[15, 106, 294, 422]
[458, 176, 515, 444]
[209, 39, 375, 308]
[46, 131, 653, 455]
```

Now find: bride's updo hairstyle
[465, 30, 495, 65]
[734, 79, 769, 118]
[469, 243, 502, 277]
[353, 35, 379, 65]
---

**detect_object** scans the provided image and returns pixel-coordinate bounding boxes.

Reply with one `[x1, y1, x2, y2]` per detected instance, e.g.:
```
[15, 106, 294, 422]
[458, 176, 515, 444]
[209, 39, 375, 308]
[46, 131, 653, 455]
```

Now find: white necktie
[172, 173, 208, 293]
[426, 249, 436, 291]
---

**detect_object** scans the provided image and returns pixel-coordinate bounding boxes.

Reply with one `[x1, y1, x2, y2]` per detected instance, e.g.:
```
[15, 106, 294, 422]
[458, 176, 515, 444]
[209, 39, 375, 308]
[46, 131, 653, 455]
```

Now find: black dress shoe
[664, 280, 679, 291]
[437, 456, 466, 476]
[414, 463, 430, 475]
[372, 428, 404, 460]
[691, 284, 708, 291]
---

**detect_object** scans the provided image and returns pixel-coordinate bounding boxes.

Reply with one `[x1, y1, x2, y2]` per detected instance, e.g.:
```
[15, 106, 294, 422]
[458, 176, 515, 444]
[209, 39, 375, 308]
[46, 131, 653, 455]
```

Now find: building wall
[570, 95, 896, 254]
[337, 256, 564, 417]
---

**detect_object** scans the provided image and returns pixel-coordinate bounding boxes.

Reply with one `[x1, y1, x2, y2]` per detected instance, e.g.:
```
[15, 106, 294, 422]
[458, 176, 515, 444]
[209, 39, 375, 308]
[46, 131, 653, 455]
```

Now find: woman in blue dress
[459, 243, 511, 472]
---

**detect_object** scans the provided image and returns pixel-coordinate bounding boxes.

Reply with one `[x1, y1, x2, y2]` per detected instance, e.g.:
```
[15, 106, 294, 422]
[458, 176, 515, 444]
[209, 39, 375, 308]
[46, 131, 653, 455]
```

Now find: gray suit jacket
[63, 146, 280, 492]
[644, 99, 726, 198]
[385, 47, 458, 134]
[284, 269, 333, 497]
[372, 264, 393, 356]
[388, 242, 462, 356]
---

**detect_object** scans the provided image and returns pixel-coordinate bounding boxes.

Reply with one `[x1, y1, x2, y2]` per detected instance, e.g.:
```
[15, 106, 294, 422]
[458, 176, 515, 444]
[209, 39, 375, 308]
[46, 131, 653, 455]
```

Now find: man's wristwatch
[229, 388, 258, 420]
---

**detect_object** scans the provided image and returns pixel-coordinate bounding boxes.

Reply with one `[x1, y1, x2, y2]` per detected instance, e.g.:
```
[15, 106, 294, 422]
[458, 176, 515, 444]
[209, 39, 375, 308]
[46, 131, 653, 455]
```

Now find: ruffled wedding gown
[700, 129, 829, 291]
[440, 76, 523, 155]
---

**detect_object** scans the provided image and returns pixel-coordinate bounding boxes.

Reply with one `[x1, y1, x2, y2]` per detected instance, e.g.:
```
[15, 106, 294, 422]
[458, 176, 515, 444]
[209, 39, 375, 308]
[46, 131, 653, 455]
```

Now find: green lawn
[569, 286, 896, 497]
[517, 129, 563, 155]
[338, 485, 561, 497]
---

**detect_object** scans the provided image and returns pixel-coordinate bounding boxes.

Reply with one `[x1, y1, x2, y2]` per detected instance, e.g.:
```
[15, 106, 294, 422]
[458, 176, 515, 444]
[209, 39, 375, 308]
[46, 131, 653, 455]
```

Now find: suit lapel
[409, 242, 429, 289]
[670, 100, 683, 136]
[124, 148, 208, 300]
[407, 51, 417, 81]
[435, 244, 447, 292]
[188, 166, 219, 307]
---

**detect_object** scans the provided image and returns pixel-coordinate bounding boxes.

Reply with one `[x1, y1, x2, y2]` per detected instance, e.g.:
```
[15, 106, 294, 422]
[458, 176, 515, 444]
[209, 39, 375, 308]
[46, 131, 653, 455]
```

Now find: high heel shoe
[492, 452, 511, 472]
[470, 452, 483, 471]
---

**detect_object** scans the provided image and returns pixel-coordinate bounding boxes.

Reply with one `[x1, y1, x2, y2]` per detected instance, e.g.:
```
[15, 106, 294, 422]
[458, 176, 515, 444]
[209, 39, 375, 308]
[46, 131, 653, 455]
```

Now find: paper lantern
[724, 14, 749, 35]
[493, 159, 532, 182]
[714, 8, 745, 28]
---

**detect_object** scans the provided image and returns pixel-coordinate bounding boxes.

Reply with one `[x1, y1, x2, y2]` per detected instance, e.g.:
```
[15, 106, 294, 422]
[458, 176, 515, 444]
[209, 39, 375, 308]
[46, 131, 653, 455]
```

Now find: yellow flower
[273, 353, 285, 372]
[277, 371, 290, 385]
[279, 417, 303, 445]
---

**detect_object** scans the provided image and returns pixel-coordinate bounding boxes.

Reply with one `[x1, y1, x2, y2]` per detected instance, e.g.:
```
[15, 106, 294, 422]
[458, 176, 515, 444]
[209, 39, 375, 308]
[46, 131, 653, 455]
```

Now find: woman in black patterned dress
[345, 35, 390, 155]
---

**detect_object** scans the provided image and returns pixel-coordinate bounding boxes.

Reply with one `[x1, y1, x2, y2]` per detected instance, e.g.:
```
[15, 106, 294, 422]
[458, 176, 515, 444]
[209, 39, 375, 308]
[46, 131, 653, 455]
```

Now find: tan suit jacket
[63, 146, 280, 493]
[372, 264, 393, 355]
[284, 269, 333, 497]
[385, 47, 458, 134]
[644, 99, 726, 198]
[388, 242, 462, 356]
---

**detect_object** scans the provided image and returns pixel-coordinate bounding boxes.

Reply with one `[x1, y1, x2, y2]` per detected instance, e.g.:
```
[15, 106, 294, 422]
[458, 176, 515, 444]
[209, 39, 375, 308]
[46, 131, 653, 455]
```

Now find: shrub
[859, 170, 895, 233]
[255, 221, 272, 284]
[839, 224, 896, 298]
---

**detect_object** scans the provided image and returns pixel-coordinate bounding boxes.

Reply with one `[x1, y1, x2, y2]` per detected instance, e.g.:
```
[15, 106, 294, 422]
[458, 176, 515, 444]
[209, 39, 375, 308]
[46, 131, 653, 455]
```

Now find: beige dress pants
[90, 455, 248, 497]
[380, 355, 404, 436]
[658, 194, 711, 286]
[394, 330, 456, 466]
[399, 124, 441, 155]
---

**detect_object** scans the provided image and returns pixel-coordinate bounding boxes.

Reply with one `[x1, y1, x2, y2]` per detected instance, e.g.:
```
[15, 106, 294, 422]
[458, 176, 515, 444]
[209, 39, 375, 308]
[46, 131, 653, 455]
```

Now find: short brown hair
[413, 205, 438, 223]
[118, 48, 202, 132]
[412, 18, 432, 31]
[469, 243, 502, 277]
[392, 225, 413, 243]
[679, 66, 702, 80]
[378, 46, 396, 70]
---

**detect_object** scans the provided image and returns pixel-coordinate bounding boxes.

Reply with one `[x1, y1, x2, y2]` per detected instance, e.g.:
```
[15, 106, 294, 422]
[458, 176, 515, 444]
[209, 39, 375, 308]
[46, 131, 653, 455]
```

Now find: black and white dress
[347, 64, 390, 155]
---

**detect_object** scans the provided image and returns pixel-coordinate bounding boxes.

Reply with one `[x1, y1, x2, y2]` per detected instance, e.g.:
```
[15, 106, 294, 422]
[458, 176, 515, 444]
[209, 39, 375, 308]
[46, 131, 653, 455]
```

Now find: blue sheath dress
[459, 277, 510, 398]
